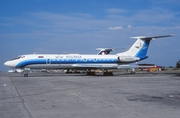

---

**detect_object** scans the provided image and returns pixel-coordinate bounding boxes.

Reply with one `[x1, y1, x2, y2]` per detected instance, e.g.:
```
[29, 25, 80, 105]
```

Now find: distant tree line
[176, 60, 180, 68]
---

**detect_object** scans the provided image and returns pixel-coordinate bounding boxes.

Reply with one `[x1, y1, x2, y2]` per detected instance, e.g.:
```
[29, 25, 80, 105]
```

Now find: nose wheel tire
[24, 73, 28, 77]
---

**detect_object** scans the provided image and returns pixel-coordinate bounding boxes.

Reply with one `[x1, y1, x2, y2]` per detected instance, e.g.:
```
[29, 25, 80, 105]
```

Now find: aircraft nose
[4, 61, 9, 66]
[4, 61, 15, 68]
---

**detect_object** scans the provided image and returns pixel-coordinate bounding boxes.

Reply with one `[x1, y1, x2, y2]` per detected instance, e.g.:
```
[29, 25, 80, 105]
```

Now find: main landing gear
[103, 72, 113, 76]
[87, 71, 96, 76]
[103, 69, 114, 76]
[65, 69, 81, 74]
[86, 69, 114, 76]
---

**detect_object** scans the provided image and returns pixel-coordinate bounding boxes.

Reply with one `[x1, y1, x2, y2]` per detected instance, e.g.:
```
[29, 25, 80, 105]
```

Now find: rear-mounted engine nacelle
[117, 56, 140, 63]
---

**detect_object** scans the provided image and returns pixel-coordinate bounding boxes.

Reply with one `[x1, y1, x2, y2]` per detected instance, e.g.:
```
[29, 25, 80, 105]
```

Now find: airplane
[96, 48, 125, 55]
[97, 48, 114, 55]
[4, 34, 174, 77]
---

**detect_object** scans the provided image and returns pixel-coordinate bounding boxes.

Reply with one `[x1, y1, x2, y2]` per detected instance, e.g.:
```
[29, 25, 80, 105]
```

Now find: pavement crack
[9, 77, 34, 118]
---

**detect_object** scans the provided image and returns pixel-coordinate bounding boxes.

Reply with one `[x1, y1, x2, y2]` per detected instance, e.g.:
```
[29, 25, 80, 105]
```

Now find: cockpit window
[11, 55, 24, 60]
[11, 56, 20, 60]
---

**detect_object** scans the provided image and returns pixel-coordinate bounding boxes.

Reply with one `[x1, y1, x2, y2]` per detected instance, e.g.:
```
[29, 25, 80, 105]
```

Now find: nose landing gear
[24, 73, 28, 77]
[23, 68, 30, 77]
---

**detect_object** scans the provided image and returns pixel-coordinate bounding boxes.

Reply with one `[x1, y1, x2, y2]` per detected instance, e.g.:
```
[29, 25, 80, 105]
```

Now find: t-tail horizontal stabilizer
[130, 34, 175, 40]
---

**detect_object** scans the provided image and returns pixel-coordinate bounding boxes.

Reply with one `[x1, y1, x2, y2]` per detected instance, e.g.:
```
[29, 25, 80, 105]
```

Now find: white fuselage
[4, 54, 139, 70]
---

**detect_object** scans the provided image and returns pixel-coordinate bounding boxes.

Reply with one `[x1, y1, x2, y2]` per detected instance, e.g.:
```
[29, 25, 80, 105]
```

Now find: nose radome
[4, 61, 15, 68]
[4, 61, 9, 66]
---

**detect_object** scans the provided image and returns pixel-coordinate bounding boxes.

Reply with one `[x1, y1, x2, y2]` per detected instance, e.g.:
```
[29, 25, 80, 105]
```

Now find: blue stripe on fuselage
[15, 58, 118, 68]
[16, 59, 46, 68]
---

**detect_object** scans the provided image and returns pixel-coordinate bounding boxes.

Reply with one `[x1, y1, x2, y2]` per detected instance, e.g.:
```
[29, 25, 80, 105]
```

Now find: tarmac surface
[0, 72, 180, 118]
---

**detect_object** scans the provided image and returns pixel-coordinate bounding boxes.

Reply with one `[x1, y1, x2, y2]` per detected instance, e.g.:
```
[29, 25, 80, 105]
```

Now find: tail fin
[117, 34, 174, 60]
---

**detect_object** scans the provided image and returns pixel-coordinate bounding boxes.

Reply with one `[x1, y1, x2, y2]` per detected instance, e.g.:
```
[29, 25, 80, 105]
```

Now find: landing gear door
[46, 57, 51, 64]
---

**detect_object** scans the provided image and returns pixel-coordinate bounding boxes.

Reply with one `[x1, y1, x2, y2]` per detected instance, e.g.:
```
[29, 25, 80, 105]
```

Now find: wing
[72, 64, 119, 69]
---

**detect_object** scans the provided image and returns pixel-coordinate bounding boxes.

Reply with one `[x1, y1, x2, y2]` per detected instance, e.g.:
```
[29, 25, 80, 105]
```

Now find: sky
[0, 0, 180, 71]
